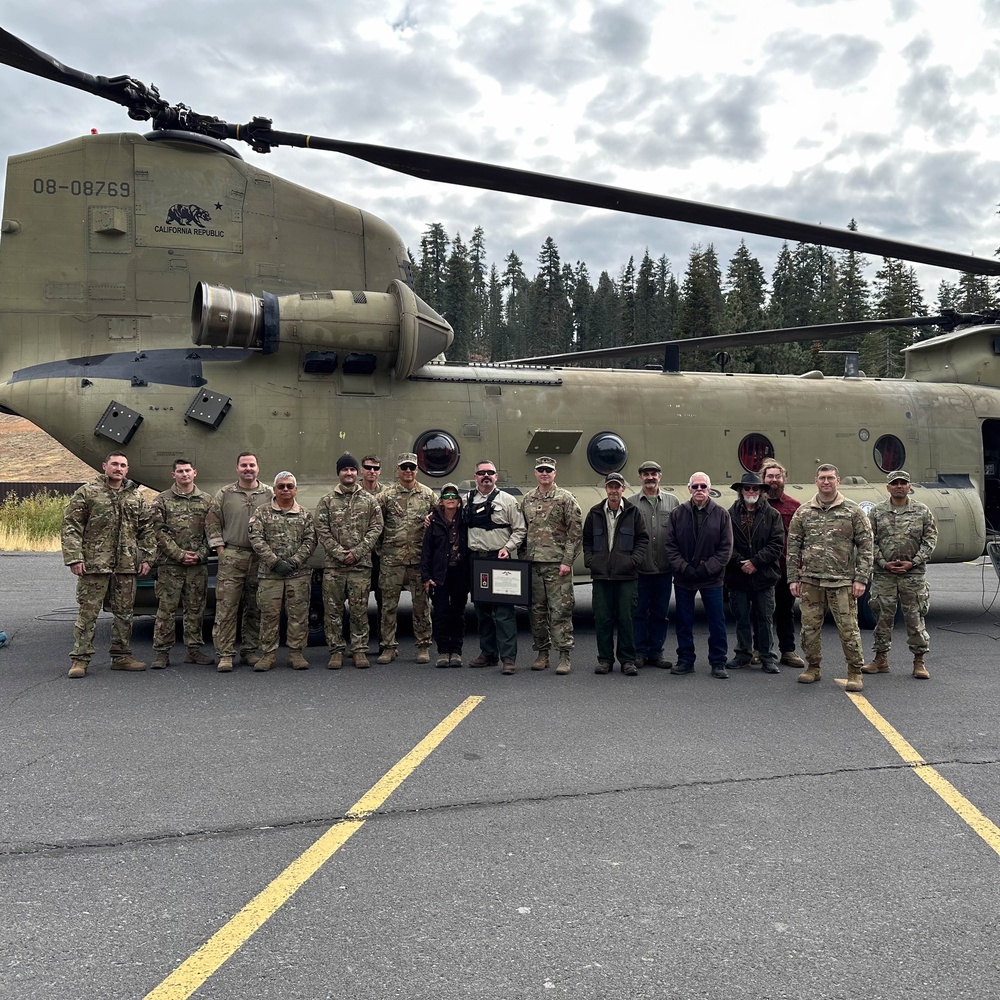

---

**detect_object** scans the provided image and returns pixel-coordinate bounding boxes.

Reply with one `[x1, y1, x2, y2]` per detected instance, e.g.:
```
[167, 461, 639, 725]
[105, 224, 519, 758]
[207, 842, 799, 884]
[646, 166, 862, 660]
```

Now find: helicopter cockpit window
[587, 432, 628, 476]
[873, 434, 905, 473]
[738, 433, 775, 473]
[415, 430, 460, 477]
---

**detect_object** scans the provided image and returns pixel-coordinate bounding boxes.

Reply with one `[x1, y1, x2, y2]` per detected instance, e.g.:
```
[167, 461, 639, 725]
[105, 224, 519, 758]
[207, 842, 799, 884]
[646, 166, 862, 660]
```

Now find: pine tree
[469, 226, 489, 354]
[443, 233, 474, 362]
[502, 251, 530, 360]
[415, 223, 450, 311]
[678, 244, 724, 370]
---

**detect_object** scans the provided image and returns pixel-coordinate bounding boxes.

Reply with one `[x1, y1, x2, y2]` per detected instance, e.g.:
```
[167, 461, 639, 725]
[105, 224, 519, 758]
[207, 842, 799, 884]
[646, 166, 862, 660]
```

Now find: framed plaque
[471, 558, 531, 606]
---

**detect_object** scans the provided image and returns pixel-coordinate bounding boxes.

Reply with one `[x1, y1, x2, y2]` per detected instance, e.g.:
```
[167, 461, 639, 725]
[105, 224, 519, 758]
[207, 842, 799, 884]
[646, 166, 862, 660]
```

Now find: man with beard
[760, 458, 805, 668]
[725, 473, 785, 674]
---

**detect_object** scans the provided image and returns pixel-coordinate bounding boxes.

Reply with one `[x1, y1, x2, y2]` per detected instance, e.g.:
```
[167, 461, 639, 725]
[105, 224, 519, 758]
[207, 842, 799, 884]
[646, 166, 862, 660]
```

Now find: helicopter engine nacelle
[191, 280, 454, 380]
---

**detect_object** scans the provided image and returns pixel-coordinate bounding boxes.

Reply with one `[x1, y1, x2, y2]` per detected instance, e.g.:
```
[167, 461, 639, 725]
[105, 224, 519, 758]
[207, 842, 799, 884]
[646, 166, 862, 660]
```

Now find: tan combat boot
[68, 658, 88, 679]
[555, 651, 571, 675]
[111, 653, 147, 671]
[862, 651, 890, 674]
[217, 655, 234, 672]
[254, 652, 276, 672]
[327, 652, 343, 670]
[531, 651, 550, 671]
[415, 646, 431, 664]
[241, 651, 261, 667]
[377, 648, 397, 664]
[797, 662, 821, 684]
[185, 647, 214, 665]
[845, 665, 864, 692]
[151, 650, 170, 669]
[912, 654, 930, 680]
[353, 652, 370, 669]
[288, 650, 309, 670]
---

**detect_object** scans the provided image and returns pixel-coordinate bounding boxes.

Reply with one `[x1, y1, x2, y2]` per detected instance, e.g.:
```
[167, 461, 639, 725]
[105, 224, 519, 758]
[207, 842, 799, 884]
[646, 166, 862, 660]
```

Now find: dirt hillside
[0, 413, 98, 482]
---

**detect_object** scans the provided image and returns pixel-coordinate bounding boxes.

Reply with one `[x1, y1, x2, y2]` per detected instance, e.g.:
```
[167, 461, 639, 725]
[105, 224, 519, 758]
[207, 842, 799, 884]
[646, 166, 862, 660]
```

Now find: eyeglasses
[475, 470, 496, 477]
[275, 483, 296, 490]
[362, 465, 380, 471]
[689, 484, 709, 491]
[398, 464, 417, 471]
[535, 467, 554, 474]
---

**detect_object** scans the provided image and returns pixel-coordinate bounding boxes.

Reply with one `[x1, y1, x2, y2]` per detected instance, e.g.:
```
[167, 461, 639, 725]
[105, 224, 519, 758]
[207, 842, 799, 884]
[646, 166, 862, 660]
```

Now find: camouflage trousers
[71, 572, 136, 660]
[323, 566, 372, 653]
[153, 563, 208, 651]
[212, 546, 261, 657]
[870, 571, 930, 655]
[258, 575, 311, 652]
[530, 562, 575, 652]
[799, 582, 864, 668]
[379, 562, 432, 649]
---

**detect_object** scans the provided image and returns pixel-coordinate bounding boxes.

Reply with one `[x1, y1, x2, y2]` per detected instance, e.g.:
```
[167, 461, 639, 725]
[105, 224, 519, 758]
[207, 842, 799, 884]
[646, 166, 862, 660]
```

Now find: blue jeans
[634, 572, 672, 659]
[674, 586, 728, 667]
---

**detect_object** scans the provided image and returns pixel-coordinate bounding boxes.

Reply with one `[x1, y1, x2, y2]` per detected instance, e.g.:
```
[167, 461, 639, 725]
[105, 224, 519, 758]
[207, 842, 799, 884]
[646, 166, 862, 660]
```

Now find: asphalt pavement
[2, 553, 999, 999]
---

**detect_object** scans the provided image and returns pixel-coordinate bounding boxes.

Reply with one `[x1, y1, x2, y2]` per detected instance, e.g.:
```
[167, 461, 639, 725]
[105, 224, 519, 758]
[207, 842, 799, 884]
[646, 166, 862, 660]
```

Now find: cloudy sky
[1, 0, 998, 299]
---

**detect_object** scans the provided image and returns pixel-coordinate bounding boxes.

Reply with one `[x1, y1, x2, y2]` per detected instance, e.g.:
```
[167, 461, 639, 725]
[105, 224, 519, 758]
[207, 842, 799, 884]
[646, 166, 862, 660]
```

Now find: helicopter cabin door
[982, 420, 1000, 531]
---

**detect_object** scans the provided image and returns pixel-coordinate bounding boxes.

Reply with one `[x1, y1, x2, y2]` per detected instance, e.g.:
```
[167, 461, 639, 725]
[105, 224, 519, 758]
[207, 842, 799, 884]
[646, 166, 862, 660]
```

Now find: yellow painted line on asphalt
[839, 681, 1000, 857]
[144, 695, 484, 1000]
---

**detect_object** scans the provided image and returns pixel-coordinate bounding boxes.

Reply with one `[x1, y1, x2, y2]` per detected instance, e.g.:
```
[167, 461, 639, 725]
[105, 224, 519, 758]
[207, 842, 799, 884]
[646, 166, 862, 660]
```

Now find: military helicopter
[3, 25, 1000, 613]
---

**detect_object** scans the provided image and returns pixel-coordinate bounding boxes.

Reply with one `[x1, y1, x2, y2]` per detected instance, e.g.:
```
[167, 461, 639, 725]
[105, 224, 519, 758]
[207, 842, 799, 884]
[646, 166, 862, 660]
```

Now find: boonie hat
[396, 452, 418, 466]
[638, 460, 662, 474]
[887, 470, 911, 483]
[605, 472, 626, 485]
[535, 456, 557, 470]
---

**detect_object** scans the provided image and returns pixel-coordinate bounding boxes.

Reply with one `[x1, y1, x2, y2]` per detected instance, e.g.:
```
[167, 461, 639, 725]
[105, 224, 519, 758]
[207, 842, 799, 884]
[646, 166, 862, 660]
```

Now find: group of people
[60, 449, 938, 688]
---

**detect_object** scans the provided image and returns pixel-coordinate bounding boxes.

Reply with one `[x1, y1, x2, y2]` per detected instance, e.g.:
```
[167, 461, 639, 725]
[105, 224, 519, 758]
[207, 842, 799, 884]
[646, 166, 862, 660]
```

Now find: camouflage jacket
[868, 498, 937, 575]
[378, 482, 438, 566]
[315, 483, 384, 569]
[787, 492, 873, 588]
[206, 482, 274, 550]
[248, 501, 317, 578]
[61, 476, 154, 573]
[149, 485, 212, 565]
[520, 486, 583, 565]
[362, 481, 389, 554]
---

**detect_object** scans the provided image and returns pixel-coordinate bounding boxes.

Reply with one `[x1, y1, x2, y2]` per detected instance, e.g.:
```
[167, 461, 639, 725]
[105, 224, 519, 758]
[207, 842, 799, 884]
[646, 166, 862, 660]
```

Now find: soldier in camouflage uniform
[61, 452, 154, 678]
[315, 453, 384, 670]
[376, 453, 438, 663]
[206, 453, 273, 672]
[862, 471, 938, 679]
[361, 453, 388, 629]
[149, 459, 213, 668]
[520, 457, 582, 675]
[786, 464, 874, 691]
[248, 472, 317, 670]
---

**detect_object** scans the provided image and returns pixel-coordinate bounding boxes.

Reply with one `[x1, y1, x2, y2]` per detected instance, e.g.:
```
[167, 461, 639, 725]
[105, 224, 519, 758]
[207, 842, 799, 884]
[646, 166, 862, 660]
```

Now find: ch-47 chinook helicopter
[4, 25, 1000, 617]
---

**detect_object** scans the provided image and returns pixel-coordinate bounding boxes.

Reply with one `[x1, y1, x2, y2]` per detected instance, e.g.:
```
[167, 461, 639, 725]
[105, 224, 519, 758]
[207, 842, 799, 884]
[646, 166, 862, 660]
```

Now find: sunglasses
[475, 470, 497, 477]
[398, 464, 417, 471]
[441, 492, 460, 500]
[535, 467, 554, 474]
[362, 465, 380, 471]
[689, 484, 709, 491]
[741, 486, 761, 492]
[275, 483, 296, 490]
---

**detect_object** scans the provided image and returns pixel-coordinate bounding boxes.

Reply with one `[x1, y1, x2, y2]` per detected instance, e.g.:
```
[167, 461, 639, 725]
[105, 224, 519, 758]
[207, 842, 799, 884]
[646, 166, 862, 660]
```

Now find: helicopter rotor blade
[506, 313, 995, 367]
[0, 27, 165, 119]
[3, 25, 999, 276]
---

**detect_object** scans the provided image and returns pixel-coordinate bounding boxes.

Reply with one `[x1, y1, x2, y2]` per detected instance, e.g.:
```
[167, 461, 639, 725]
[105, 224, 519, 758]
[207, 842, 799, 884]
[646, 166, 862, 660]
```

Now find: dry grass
[0, 491, 68, 553]
[0, 527, 61, 552]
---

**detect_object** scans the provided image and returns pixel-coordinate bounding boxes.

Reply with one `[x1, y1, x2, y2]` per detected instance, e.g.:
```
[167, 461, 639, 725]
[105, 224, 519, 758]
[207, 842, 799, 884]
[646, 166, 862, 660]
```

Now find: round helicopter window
[738, 433, 775, 473]
[587, 432, 628, 476]
[873, 434, 905, 474]
[414, 430, 459, 477]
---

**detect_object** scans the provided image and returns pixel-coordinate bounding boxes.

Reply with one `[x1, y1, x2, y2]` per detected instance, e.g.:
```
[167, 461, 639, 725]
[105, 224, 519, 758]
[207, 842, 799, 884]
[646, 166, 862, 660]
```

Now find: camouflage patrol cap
[887, 470, 910, 483]
[535, 457, 557, 469]
[396, 452, 418, 466]
[637, 460, 662, 474]
[440, 483, 461, 500]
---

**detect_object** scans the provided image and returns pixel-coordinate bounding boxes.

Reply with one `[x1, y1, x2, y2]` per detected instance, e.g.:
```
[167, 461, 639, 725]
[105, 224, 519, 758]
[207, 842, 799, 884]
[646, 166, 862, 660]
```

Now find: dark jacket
[420, 507, 469, 587]
[664, 498, 734, 590]
[725, 498, 785, 592]
[583, 498, 649, 581]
